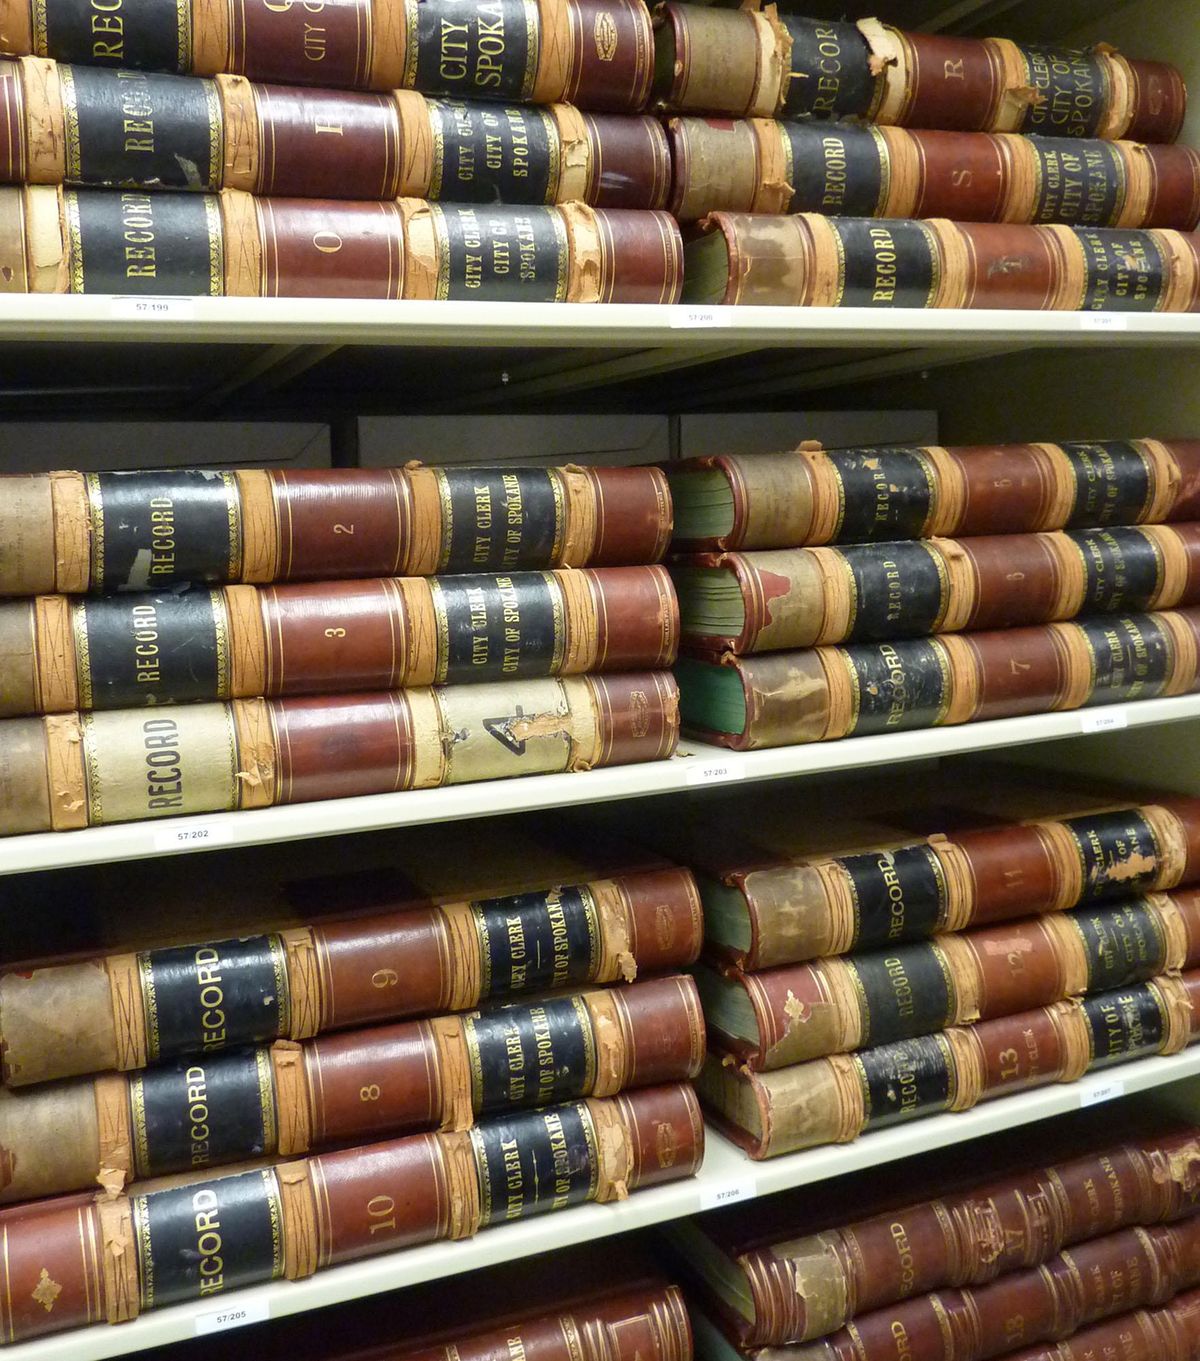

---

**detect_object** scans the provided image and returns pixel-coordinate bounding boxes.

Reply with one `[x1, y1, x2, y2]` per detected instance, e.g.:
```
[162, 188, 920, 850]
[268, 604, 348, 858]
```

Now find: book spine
[0, 463, 672, 595]
[801, 1216, 1200, 1361]
[699, 972, 1197, 1157]
[685, 607, 1200, 751]
[0, 674, 679, 835]
[1003, 1285, 1200, 1361]
[740, 1128, 1200, 1345]
[0, 1083, 702, 1343]
[0, 565, 679, 716]
[0, 975, 705, 1201]
[724, 891, 1199, 1069]
[396, 1282, 693, 1361]
[650, 4, 784, 119]
[0, 866, 703, 1085]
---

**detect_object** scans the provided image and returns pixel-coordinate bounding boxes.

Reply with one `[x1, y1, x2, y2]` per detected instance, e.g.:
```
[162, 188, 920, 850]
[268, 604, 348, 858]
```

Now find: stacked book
[672, 765, 1200, 1156]
[0, 831, 707, 1342]
[0, 0, 683, 299]
[671, 436, 1200, 749]
[668, 1116, 1200, 1361]
[0, 459, 681, 835]
[658, 6, 1200, 312]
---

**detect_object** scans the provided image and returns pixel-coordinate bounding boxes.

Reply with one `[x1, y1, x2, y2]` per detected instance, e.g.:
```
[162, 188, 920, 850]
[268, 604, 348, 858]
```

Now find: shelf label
[111, 296, 196, 320]
[1079, 1079, 1125, 1108]
[685, 757, 747, 787]
[194, 1300, 270, 1336]
[670, 308, 735, 329]
[1079, 314, 1127, 331]
[699, 1176, 756, 1211]
[1080, 708, 1128, 734]
[153, 822, 233, 851]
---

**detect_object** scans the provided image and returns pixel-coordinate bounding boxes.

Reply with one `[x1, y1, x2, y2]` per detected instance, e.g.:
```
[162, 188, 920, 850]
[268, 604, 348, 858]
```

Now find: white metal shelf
[3, 694, 1199, 876]
[9, 1048, 1199, 1361]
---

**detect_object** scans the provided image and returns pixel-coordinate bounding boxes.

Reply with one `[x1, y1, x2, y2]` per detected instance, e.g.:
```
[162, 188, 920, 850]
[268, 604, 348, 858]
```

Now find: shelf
[9, 1047, 1199, 1360]
[3, 693, 1199, 877]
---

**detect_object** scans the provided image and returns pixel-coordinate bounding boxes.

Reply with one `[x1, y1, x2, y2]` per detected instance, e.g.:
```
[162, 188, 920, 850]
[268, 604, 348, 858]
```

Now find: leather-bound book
[700, 890, 1200, 1069]
[666, 1126, 1200, 1346]
[668, 119, 1200, 230]
[0, 864, 703, 1085]
[0, 59, 670, 207]
[0, 461, 671, 596]
[1003, 1286, 1200, 1361]
[677, 607, 1200, 750]
[674, 525, 1200, 655]
[0, 673, 679, 836]
[0, 0, 653, 109]
[650, 7, 1184, 143]
[699, 970, 1197, 1157]
[682, 212, 1200, 311]
[0, 565, 678, 717]
[0, 1081, 703, 1344]
[7, 185, 683, 302]
[0, 974, 705, 1202]
[667, 439, 1200, 555]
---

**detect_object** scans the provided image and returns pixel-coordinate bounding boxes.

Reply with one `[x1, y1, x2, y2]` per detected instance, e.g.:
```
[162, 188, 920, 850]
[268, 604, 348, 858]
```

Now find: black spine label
[784, 122, 885, 216]
[1063, 809, 1161, 901]
[428, 99, 555, 204]
[436, 467, 563, 571]
[139, 935, 290, 1061]
[134, 1168, 284, 1309]
[845, 638, 950, 736]
[832, 219, 939, 308]
[62, 66, 220, 191]
[90, 470, 242, 591]
[849, 944, 954, 1047]
[1018, 47, 1109, 138]
[430, 572, 563, 683]
[1082, 986, 1166, 1066]
[829, 448, 936, 543]
[1069, 900, 1168, 993]
[843, 539, 947, 641]
[411, 0, 537, 102]
[67, 189, 223, 295]
[842, 844, 948, 950]
[1030, 138, 1124, 226]
[854, 1033, 954, 1129]
[434, 204, 566, 301]
[1077, 229, 1168, 312]
[130, 1046, 276, 1178]
[1071, 528, 1164, 613]
[38, 0, 189, 72]
[474, 885, 601, 998]
[780, 16, 876, 121]
[1061, 442, 1153, 528]
[465, 994, 595, 1112]
[1079, 615, 1172, 705]
[471, 1101, 598, 1225]
[74, 589, 227, 709]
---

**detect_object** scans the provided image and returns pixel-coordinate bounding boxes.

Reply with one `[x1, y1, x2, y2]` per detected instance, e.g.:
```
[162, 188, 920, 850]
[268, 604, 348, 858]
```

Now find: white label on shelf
[700, 1176, 756, 1211]
[686, 758, 747, 787]
[669, 308, 735, 329]
[1079, 1079, 1126, 1108]
[1080, 708, 1128, 734]
[111, 296, 197, 320]
[1079, 314, 1127, 331]
[194, 1301, 270, 1336]
[153, 822, 233, 851]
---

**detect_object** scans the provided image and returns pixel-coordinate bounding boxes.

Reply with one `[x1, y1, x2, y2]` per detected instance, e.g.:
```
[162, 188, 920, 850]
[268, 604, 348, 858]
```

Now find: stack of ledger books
[671, 436, 1200, 750]
[666, 1112, 1200, 1361]
[0, 0, 684, 301]
[0, 460, 681, 835]
[658, 5, 1200, 312]
[673, 764, 1200, 1156]
[0, 828, 707, 1342]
